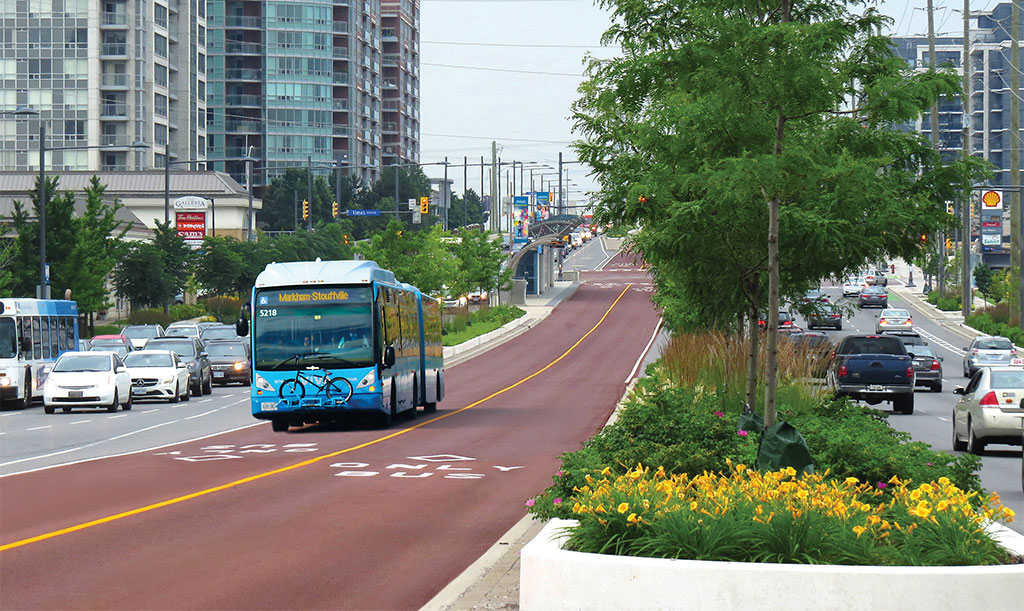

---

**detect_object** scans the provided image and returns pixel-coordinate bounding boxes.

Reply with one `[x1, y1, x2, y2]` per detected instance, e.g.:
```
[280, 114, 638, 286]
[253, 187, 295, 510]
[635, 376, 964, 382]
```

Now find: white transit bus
[237, 259, 444, 431]
[0, 298, 80, 409]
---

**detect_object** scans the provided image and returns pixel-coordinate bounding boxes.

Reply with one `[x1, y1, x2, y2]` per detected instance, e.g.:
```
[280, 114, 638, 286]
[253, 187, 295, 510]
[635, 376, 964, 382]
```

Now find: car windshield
[0, 318, 16, 359]
[166, 327, 198, 337]
[206, 343, 247, 357]
[53, 354, 111, 372]
[148, 341, 196, 358]
[864, 287, 885, 294]
[838, 337, 905, 355]
[90, 346, 129, 357]
[881, 310, 909, 318]
[911, 347, 935, 358]
[124, 353, 174, 368]
[990, 370, 1024, 389]
[976, 338, 1013, 351]
[122, 327, 160, 339]
[201, 327, 237, 341]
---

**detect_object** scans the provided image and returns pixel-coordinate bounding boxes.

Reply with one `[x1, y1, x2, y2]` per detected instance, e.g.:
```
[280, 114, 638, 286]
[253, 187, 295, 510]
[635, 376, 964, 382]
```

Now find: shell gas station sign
[174, 196, 209, 249]
[980, 190, 1003, 210]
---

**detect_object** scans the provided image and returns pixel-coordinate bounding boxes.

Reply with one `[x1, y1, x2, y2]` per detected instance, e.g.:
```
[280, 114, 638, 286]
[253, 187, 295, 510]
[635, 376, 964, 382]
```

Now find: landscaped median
[518, 332, 1021, 610]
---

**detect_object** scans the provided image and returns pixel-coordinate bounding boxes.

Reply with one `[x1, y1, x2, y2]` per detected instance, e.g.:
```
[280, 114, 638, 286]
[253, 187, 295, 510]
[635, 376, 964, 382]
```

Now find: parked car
[857, 286, 888, 308]
[908, 345, 943, 393]
[962, 336, 1018, 378]
[952, 364, 1024, 454]
[827, 334, 915, 414]
[842, 276, 866, 297]
[120, 324, 165, 350]
[863, 270, 888, 286]
[880, 330, 927, 347]
[200, 325, 238, 342]
[875, 308, 913, 333]
[204, 340, 251, 386]
[807, 303, 843, 330]
[123, 350, 191, 402]
[42, 351, 132, 413]
[143, 337, 213, 396]
[89, 334, 134, 353]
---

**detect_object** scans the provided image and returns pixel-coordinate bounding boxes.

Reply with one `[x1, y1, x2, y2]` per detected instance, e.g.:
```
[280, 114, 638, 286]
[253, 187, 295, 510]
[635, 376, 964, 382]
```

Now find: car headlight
[356, 370, 375, 389]
[254, 373, 274, 392]
[233, 361, 246, 371]
[161, 376, 174, 384]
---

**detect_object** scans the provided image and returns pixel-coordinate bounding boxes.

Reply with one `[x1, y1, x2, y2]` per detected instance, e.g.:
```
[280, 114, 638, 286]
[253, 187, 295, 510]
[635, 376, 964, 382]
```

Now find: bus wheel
[10, 371, 31, 409]
[424, 373, 439, 413]
[271, 418, 289, 432]
[381, 386, 396, 428]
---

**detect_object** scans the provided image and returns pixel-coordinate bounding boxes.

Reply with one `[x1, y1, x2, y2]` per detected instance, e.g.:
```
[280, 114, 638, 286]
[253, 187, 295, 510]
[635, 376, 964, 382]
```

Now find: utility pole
[463, 155, 468, 229]
[1013, 0, 1024, 329]
[443, 156, 449, 230]
[558, 151, 563, 216]
[962, 0, 973, 318]
[490, 142, 498, 233]
[928, 0, 944, 296]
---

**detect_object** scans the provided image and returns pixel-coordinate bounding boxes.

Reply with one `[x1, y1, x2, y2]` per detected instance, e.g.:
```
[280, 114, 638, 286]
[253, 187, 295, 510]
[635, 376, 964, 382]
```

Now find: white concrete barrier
[521, 519, 1024, 611]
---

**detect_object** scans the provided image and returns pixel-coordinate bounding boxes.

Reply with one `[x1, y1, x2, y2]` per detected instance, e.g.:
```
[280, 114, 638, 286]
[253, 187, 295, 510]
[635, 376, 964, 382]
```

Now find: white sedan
[124, 350, 191, 402]
[952, 364, 1024, 455]
[842, 276, 865, 297]
[43, 351, 132, 413]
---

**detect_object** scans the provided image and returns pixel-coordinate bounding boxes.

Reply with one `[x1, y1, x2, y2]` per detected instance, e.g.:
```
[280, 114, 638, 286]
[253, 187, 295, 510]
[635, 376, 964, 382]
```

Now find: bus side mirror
[236, 315, 249, 337]
[383, 346, 395, 368]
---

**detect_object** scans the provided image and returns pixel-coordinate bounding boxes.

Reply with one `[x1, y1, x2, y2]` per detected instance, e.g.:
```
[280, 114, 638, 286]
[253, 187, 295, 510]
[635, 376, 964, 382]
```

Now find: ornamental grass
[565, 464, 1016, 566]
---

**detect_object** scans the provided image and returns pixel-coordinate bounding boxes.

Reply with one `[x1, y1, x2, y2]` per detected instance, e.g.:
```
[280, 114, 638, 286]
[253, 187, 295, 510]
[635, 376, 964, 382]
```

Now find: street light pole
[38, 122, 47, 298]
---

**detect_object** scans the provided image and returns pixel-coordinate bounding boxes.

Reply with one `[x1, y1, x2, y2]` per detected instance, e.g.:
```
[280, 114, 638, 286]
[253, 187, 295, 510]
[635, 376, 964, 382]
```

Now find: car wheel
[931, 382, 942, 393]
[44, 403, 55, 414]
[271, 417, 289, 432]
[123, 393, 132, 411]
[169, 382, 180, 403]
[182, 384, 191, 401]
[62, 407, 71, 413]
[107, 391, 119, 413]
[952, 415, 968, 451]
[893, 394, 914, 415]
[202, 373, 213, 395]
[967, 417, 986, 455]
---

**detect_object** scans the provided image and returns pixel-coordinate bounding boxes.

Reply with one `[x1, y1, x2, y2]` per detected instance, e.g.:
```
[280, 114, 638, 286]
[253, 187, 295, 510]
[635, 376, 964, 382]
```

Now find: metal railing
[101, 73, 128, 87]
[225, 15, 263, 28]
[224, 68, 262, 80]
[225, 94, 262, 107]
[101, 43, 127, 56]
[100, 103, 128, 117]
[101, 12, 128, 25]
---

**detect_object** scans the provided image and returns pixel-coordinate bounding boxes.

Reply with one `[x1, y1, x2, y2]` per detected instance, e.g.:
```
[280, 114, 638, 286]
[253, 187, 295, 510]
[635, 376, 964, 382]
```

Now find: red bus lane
[0, 262, 659, 609]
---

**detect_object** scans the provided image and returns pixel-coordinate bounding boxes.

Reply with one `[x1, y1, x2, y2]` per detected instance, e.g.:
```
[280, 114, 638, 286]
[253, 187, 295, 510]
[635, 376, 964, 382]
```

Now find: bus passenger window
[31, 317, 41, 360]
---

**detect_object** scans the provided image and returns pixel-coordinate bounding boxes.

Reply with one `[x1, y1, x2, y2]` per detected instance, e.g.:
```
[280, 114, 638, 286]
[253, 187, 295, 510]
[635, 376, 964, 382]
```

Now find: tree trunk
[745, 303, 759, 411]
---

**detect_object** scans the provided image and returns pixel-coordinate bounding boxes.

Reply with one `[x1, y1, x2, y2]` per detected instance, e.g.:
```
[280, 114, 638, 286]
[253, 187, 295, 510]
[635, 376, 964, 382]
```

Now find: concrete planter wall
[521, 519, 1024, 611]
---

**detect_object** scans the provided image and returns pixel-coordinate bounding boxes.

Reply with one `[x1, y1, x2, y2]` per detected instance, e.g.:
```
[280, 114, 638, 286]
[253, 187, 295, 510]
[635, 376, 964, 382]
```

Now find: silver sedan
[875, 308, 913, 333]
[952, 365, 1024, 455]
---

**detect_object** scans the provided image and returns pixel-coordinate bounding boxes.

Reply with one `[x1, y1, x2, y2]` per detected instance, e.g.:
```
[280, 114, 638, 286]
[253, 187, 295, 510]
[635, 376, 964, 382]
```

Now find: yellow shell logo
[981, 190, 1001, 207]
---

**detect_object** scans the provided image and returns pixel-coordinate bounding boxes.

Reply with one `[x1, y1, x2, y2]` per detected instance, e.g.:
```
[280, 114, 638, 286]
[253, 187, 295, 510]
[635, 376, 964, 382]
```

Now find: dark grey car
[143, 337, 213, 395]
[908, 345, 943, 392]
[857, 286, 888, 308]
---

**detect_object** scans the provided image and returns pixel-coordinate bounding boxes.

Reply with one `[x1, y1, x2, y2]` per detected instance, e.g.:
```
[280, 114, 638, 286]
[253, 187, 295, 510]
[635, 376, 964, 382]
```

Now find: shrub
[965, 312, 1024, 346]
[442, 306, 525, 346]
[169, 303, 206, 322]
[204, 296, 242, 324]
[926, 291, 961, 311]
[127, 308, 173, 327]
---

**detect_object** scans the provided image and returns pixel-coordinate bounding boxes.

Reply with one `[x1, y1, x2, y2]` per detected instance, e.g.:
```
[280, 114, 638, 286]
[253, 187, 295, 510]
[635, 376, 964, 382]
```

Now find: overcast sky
[418, 0, 994, 200]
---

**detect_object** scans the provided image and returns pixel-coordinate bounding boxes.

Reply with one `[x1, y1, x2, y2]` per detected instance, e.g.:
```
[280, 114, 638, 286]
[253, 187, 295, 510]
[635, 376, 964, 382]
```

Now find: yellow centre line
[1, 284, 633, 553]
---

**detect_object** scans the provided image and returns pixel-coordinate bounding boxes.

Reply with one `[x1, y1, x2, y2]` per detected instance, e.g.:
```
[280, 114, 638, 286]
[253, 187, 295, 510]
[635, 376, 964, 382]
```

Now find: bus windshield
[0, 318, 16, 358]
[253, 287, 374, 371]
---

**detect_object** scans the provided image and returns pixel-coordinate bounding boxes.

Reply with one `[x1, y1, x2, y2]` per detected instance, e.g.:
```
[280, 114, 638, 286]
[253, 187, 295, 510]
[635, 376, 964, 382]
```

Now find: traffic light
[420, 196, 429, 214]
[638, 195, 648, 204]
[920, 234, 927, 244]
[945, 238, 952, 250]
[946, 203, 954, 215]
[302, 200, 310, 220]
[343, 233, 350, 245]
[332, 201, 339, 218]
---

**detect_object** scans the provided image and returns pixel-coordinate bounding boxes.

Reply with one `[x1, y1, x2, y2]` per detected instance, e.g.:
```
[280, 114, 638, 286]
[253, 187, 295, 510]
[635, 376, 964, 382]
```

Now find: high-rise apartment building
[0, 0, 207, 172]
[381, 0, 419, 167]
[207, 0, 417, 189]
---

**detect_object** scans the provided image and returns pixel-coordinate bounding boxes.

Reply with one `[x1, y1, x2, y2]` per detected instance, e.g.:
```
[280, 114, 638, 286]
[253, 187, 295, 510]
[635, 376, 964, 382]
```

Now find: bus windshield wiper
[302, 353, 360, 367]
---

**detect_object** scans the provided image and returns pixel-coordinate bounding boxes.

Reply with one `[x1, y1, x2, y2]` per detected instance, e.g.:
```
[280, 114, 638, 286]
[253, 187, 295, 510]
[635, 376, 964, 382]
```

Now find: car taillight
[782, 320, 792, 326]
[861, 294, 870, 298]
[979, 391, 999, 406]
[930, 359, 940, 371]
[1012, 348, 1018, 356]
[904, 320, 912, 325]
[906, 366, 914, 379]
[838, 365, 848, 378]
[879, 318, 887, 324]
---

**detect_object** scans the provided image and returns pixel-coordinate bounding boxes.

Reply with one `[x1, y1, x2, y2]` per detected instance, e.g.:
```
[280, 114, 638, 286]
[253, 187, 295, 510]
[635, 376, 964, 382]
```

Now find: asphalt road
[0, 249, 662, 610]
[802, 281, 1023, 532]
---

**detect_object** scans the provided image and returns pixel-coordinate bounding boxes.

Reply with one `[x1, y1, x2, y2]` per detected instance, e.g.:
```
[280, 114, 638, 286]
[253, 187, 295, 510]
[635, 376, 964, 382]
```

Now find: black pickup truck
[827, 334, 917, 414]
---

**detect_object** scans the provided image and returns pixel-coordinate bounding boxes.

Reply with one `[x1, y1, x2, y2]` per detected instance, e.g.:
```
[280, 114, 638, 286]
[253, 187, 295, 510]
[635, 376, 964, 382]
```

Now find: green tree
[114, 242, 173, 309]
[8, 176, 78, 298]
[573, 0, 988, 426]
[354, 220, 456, 295]
[974, 262, 993, 299]
[193, 236, 245, 296]
[450, 228, 508, 297]
[260, 168, 337, 231]
[448, 189, 485, 229]
[67, 176, 130, 324]
[152, 221, 191, 309]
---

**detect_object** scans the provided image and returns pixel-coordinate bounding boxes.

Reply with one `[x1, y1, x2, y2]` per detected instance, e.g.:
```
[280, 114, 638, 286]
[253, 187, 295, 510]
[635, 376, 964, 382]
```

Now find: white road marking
[69, 420, 91, 425]
[185, 409, 218, 420]
[0, 412, 19, 418]
[625, 318, 664, 384]
[199, 398, 214, 403]
[108, 414, 129, 419]
[141, 409, 159, 413]
[936, 417, 950, 422]
[915, 328, 964, 355]
[26, 425, 51, 431]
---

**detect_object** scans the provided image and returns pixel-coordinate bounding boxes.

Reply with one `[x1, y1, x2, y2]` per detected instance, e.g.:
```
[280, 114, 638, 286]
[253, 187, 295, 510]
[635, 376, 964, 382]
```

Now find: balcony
[225, 15, 263, 29]
[225, 94, 263, 107]
[333, 47, 350, 60]
[101, 43, 128, 57]
[100, 103, 128, 118]
[382, 27, 397, 41]
[225, 41, 262, 55]
[382, 78, 397, 89]
[333, 73, 350, 85]
[225, 68, 262, 81]
[224, 120, 263, 133]
[100, 73, 129, 88]
[333, 99, 349, 111]
[333, 126, 353, 137]
[100, 12, 128, 27]
[100, 134, 130, 146]
[334, 20, 350, 34]
[382, 121, 397, 134]
[224, 147, 262, 158]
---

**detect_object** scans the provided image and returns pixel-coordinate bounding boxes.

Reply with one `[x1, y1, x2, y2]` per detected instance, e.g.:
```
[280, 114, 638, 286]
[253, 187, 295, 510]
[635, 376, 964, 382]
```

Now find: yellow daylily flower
[617, 502, 630, 514]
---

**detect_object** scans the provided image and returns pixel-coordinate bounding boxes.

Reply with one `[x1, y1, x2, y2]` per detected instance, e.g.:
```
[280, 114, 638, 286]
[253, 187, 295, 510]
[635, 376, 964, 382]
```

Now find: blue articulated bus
[237, 259, 444, 431]
[0, 298, 80, 409]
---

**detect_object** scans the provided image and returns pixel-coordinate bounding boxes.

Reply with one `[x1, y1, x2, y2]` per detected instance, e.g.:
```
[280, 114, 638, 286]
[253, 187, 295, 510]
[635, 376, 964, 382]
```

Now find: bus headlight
[0, 377, 10, 387]
[254, 374, 275, 392]
[356, 370, 375, 389]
